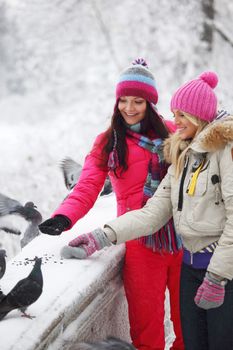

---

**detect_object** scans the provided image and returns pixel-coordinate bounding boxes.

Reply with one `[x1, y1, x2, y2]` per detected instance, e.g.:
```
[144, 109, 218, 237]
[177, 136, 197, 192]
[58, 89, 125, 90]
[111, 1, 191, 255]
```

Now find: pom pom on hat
[116, 58, 158, 105]
[199, 71, 218, 89]
[132, 57, 148, 68]
[170, 71, 219, 122]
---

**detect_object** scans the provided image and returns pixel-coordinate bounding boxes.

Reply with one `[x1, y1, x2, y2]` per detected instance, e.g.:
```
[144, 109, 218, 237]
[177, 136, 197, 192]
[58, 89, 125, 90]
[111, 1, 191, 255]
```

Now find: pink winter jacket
[52, 120, 176, 227]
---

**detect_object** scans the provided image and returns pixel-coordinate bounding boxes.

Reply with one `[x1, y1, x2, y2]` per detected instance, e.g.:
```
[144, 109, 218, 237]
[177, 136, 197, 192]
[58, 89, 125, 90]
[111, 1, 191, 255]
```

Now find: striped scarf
[127, 130, 182, 253]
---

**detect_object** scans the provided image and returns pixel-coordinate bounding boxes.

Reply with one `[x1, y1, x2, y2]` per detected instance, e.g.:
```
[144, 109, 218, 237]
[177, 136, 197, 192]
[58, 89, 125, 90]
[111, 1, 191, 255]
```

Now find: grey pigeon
[0, 249, 6, 279]
[0, 257, 43, 320]
[60, 157, 82, 190]
[77, 337, 136, 350]
[100, 176, 113, 196]
[0, 194, 43, 248]
[60, 157, 113, 196]
[0, 227, 21, 236]
[0, 290, 5, 303]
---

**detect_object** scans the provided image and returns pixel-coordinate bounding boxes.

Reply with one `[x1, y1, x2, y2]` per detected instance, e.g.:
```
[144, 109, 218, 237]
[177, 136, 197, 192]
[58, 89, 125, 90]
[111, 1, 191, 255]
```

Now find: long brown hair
[100, 102, 170, 174]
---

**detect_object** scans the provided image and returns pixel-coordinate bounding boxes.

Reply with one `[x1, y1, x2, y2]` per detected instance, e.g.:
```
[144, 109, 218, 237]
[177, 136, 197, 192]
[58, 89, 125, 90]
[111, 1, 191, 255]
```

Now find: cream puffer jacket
[105, 116, 233, 279]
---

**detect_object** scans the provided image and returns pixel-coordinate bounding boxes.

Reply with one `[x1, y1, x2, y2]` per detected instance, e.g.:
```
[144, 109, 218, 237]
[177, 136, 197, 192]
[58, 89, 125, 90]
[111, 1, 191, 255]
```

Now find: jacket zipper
[178, 157, 189, 211]
[190, 251, 193, 265]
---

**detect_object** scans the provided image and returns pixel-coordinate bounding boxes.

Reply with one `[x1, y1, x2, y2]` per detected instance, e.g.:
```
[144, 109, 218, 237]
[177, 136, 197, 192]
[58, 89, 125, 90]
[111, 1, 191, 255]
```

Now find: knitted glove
[194, 272, 227, 310]
[60, 228, 112, 259]
[39, 215, 71, 235]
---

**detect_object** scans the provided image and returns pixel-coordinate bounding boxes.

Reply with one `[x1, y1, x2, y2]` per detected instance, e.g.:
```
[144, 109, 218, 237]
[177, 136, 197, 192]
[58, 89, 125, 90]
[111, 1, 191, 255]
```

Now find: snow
[0, 195, 128, 350]
[0, 0, 232, 349]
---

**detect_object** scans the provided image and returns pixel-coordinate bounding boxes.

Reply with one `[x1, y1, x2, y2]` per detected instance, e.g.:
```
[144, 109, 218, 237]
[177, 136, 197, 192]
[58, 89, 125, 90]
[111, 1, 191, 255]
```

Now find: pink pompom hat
[170, 71, 218, 122]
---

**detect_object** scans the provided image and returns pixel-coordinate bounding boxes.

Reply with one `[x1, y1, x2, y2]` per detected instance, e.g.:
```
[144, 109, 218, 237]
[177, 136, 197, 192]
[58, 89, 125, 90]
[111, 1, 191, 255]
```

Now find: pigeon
[60, 157, 82, 190]
[60, 157, 113, 196]
[0, 249, 6, 279]
[0, 290, 5, 303]
[0, 193, 43, 248]
[0, 227, 21, 236]
[0, 257, 43, 320]
[77, 337, 136, 350]
[100, 176, 113, 196]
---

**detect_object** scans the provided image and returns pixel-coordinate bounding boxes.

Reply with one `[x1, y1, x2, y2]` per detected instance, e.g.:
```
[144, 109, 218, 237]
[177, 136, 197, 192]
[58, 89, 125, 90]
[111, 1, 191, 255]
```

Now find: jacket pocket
[117, 199, 126, 216]
[117, 194, 142, 216]
[185, 163, 225, 232]
[186, 202, 225, 233]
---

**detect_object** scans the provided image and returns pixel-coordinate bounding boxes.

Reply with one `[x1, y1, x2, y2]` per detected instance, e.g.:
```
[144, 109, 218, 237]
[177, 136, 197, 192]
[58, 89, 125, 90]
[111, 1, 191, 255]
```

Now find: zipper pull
[215, 187, 220, 205]
[187, 160, 205, 196]
[190, 252, 193, 265]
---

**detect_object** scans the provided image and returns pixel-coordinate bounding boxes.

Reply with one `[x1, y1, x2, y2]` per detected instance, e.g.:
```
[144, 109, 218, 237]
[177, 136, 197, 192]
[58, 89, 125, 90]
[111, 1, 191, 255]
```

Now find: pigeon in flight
[0, 227, 21, 236]
[0, 193, 43, 248]
[60, 157, 113, 196]
[99, 175, 113, 196]
[0, 249, 6, 280]
[0, 290, 5, 303]
[0, 257, 43, 320]
[78, 336, 136, 350]
[60, 157, 82, 190]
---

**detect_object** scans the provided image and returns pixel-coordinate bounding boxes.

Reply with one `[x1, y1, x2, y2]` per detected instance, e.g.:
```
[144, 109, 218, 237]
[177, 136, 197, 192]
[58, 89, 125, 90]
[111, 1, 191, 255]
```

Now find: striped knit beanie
[170, 71, 218, 122]
[116, 58, 158, 105]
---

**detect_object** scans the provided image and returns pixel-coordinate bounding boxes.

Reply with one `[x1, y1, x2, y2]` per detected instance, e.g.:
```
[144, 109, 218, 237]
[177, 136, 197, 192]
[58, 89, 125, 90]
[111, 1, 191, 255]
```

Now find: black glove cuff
[55, 215, 72, 229]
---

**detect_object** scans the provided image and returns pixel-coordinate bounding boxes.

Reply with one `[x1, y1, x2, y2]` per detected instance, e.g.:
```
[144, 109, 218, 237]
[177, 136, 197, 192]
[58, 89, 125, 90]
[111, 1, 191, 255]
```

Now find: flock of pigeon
[0, 158, 113, 321]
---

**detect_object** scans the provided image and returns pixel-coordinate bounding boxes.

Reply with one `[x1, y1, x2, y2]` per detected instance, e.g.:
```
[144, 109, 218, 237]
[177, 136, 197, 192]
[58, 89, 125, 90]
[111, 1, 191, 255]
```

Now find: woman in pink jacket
[39, 59, 184, 350]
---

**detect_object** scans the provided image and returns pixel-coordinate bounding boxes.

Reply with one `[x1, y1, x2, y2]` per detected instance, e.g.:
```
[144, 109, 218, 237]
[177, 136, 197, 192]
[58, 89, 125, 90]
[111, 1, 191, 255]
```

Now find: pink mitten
[60, 228, 112, 259]
[194, 272, 227, 310]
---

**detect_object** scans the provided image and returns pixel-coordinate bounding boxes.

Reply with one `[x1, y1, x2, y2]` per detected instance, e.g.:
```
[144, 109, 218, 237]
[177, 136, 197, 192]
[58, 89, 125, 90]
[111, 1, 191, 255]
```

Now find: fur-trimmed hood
[163, 115, 233, 163]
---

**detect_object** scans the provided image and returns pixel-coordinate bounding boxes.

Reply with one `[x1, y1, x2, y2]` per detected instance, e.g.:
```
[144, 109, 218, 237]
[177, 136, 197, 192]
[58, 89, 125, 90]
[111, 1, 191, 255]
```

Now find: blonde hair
[169, 113, 208, 178]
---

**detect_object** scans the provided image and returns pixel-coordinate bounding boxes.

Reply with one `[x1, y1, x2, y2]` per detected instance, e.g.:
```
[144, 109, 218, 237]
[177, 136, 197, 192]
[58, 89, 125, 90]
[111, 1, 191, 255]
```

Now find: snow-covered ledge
[0, 196, 131, 350]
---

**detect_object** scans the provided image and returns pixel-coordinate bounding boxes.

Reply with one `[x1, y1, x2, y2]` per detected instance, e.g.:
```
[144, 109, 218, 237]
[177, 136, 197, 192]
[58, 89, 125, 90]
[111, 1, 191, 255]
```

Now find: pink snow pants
[123, 240, 184, 350]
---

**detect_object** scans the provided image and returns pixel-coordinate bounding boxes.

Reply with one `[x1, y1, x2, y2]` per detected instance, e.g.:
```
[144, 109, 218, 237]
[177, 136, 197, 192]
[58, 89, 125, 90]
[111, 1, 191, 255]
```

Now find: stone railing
[0, 234, 130, 350]
[0, 194, 174, 349]
[0, 195, 131, 350]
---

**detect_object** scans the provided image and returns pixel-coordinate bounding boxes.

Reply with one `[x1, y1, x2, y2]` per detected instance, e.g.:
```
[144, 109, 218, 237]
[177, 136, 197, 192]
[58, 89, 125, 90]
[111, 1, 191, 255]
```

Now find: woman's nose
[174, 115, 180, 125]
[125, 102, 134, 112]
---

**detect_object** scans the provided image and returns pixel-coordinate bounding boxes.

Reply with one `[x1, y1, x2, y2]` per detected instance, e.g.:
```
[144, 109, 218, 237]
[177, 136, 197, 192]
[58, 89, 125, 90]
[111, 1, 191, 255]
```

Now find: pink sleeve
[52, 133, 108, 227]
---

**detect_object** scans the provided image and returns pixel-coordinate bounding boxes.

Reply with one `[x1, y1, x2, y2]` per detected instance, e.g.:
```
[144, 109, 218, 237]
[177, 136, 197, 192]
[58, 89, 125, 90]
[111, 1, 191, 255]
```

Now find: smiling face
[118, 96, 147, 125]
[173, 110, 199, 140]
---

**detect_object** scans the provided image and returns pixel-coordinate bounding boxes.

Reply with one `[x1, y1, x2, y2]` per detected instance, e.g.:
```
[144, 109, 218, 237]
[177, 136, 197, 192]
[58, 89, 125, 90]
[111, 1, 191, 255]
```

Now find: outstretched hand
[61, 228, 112, 259]
[39, 215, 71, 236]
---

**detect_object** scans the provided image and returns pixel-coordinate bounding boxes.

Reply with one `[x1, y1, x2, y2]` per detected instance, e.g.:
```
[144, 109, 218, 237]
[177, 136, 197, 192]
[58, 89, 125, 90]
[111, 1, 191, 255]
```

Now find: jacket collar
[191, 115, 233, 153]
[164, 115, 233, 161]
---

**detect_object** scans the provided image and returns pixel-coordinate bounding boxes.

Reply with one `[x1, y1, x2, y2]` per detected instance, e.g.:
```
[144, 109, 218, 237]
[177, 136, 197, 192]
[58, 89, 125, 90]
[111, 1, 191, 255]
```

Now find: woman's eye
[135, 100, 143, 104]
